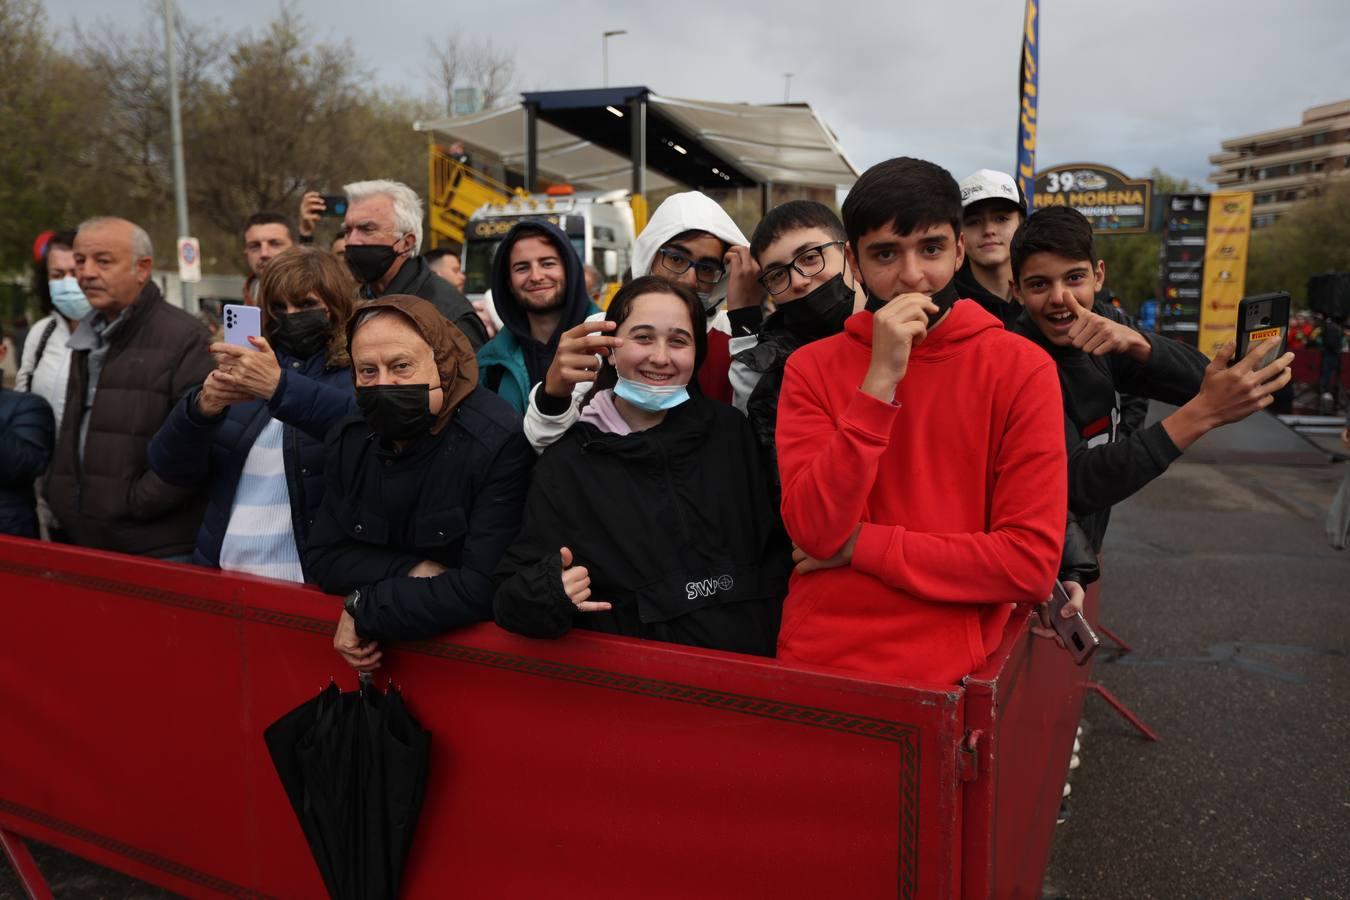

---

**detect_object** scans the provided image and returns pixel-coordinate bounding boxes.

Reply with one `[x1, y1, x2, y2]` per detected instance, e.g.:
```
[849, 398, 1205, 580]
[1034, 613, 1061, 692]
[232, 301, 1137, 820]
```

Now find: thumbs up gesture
[1063, 291, 1151, 362]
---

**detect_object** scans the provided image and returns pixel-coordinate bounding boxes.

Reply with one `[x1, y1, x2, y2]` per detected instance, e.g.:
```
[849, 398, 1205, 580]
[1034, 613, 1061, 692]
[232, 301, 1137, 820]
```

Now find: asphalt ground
[1043, 456, 1350, 899]
[3, 453, 1347, 899]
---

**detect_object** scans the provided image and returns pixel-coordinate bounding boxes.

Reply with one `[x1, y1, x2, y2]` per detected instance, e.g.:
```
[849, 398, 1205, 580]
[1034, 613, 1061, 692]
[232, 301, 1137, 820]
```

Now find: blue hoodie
[478, 219, 597, 413]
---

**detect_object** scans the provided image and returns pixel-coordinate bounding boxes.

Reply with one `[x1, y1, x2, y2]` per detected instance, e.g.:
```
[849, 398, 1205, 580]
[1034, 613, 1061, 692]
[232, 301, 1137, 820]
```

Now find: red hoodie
[775, 300, 1067, 685]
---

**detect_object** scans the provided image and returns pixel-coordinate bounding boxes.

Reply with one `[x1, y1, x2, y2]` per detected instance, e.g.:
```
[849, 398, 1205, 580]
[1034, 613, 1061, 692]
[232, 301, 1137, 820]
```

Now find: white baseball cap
[959, 169, 1025, 211]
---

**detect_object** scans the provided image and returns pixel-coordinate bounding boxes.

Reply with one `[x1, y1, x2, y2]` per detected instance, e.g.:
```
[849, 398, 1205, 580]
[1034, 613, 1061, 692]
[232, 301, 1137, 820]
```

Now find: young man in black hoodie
[477, 220, 597, 414]
[1010, 206, 1294, 550]
[954, 169, 1026, 328]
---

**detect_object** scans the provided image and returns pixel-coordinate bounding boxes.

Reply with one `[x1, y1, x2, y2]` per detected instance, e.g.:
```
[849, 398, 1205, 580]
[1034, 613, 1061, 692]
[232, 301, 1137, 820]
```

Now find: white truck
[460, 187, 636, 307]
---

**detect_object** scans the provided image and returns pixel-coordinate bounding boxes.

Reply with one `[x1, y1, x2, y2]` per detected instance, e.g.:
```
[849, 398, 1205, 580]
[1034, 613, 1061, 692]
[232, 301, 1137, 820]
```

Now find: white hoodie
[522, 191, 749, 453]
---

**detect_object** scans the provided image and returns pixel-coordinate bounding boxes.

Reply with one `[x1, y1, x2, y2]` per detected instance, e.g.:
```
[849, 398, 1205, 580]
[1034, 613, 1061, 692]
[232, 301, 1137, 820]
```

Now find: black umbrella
[265, 676, 431, 900]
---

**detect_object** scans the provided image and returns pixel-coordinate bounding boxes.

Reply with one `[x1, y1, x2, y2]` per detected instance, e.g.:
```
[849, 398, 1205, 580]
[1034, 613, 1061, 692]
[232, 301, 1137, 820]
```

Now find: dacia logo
[685, 575, 735, 600]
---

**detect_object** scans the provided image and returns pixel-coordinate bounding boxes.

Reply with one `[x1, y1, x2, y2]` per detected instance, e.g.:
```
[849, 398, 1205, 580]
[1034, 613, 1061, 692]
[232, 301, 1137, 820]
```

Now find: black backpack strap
[19, 318, 60, 392]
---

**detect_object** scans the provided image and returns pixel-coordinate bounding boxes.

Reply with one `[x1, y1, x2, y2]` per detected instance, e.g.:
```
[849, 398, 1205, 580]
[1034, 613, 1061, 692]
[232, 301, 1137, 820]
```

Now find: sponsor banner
[1032, 163, 1153, 233]
[1158, 194, 1209, 344]
[1016, 0, 1040, 209]
[1197, 191, 1253, 359]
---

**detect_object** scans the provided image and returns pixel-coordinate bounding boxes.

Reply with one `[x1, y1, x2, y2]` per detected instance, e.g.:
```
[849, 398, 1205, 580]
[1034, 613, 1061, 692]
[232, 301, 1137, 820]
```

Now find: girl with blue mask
[493, 276, 792, 658]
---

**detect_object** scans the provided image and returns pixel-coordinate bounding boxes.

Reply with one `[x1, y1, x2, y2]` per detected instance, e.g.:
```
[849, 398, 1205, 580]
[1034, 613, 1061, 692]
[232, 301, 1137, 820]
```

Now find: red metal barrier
[0, 537, 1090, 899]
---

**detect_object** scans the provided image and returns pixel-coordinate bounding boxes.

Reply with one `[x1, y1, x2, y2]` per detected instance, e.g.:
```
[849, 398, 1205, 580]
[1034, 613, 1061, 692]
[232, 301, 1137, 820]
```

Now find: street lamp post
[162, 0, 193, 311]
[603, 30, 627, 87]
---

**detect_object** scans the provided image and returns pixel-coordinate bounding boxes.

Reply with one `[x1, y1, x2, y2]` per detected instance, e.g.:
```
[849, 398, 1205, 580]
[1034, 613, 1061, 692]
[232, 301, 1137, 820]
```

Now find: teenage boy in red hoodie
[774, 158, 1067, 685]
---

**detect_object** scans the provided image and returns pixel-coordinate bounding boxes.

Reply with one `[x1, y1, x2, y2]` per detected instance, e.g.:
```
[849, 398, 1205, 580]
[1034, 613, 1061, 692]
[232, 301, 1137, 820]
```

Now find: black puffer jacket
[493, 395, 790, 656]
[45, 281, 214, 557]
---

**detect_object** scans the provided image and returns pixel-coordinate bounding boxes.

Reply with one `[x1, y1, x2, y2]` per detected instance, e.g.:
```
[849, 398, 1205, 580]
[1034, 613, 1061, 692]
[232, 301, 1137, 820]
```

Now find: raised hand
[723, 245, 763, 312]
[542, 320, 622, 399]
[1163, 338, 1295, 450]
[861, 293, 936, 401]
[298, 191, 325, 238]
[1063, 292, 1150, 361]
[196, 369, 254, 417]
[211, 335, 283, 401]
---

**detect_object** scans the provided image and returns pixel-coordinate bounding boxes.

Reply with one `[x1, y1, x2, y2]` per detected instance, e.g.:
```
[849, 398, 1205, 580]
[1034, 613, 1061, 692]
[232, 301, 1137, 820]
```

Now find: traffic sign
[177, 237, 201, 283]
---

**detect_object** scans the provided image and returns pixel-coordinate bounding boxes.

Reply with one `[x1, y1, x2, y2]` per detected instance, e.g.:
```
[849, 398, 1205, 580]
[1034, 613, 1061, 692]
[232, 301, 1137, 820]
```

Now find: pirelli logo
[1248, 327, 1281, 342]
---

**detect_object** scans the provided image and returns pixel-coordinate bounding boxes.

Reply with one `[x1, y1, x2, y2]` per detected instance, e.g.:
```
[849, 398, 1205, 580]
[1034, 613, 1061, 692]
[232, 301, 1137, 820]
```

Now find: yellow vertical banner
[1197, 191, 1253, 359]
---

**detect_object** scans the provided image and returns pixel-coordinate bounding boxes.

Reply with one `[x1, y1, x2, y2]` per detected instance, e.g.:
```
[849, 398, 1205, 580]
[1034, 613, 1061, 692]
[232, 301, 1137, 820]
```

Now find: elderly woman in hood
[520, 191, 762, 453]
[303, 295, 534, 671]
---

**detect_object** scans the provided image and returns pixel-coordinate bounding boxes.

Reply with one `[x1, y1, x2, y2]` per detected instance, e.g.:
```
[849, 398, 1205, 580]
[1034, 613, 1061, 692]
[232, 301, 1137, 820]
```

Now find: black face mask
[864, 278, 961, 327]
[777, 273, 856, 340]
[356, 384, 436, 442]
[269, 309, 330, 360]
[344, 243, 402, 285]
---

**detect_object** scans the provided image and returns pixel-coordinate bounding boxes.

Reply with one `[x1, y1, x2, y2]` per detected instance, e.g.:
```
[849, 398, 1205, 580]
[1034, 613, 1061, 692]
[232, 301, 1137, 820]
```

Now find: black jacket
[0, 388, 54, 538]
[493, 396, 790, 657]
[303, 387, 534, 641]
[1012, 312, 1208, 550]
[953, 260, 1023, 328]
[147, 349, 354, 575]
[370, 256, 487, 350]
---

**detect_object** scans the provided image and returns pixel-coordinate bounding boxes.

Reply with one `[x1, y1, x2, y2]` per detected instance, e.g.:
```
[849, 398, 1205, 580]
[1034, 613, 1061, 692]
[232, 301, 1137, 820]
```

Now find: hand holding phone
[318, 194, 348, 219]
[1233, 292, 1291, 370]
[223, 304, 263, 351]
[1035, 580, 1100, 665]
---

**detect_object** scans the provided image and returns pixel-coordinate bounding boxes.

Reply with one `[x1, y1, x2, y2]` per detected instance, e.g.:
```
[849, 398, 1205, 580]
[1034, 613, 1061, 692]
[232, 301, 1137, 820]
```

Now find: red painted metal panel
[2, 537, 1014, 899]
[960, 585, 1099, 899]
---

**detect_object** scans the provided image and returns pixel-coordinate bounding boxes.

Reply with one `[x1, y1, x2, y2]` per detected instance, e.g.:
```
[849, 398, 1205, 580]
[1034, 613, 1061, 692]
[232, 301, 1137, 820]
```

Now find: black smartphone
[1037, 581, 1100, 666]
[318, 194, 349, 219]
[1233, 292, 1291, 369]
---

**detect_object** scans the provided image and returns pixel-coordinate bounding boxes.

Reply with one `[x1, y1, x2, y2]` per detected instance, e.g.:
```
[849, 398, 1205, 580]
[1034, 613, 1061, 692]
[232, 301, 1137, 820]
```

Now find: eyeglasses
[757, 241, 845, 296]
[656, 247, 726, 284]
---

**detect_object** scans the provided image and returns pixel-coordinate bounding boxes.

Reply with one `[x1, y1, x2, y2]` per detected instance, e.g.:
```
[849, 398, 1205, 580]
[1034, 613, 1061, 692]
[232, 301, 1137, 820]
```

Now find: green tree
[0, 0, 102, 271]
[1246, 178, 1350, 303]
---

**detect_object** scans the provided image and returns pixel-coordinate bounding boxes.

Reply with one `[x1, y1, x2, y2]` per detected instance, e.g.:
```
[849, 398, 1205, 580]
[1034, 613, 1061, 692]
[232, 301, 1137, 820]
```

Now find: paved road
[1044, 458, 1350, 899]
[3, 456, 1347, 899]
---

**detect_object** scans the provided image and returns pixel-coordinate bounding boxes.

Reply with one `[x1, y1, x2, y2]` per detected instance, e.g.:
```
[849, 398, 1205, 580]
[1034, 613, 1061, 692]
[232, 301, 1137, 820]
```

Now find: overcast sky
[45, 0, 1350, 188]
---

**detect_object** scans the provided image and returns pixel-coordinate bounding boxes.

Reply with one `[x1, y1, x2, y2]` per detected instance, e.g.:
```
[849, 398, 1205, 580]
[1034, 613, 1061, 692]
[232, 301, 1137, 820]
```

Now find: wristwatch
[343, 589, 362, 618]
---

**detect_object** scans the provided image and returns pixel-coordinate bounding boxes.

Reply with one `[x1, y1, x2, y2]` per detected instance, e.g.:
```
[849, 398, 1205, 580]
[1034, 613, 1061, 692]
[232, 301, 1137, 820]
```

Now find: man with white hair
[45, 216, 214, 558]
[341, 179, 487, 348]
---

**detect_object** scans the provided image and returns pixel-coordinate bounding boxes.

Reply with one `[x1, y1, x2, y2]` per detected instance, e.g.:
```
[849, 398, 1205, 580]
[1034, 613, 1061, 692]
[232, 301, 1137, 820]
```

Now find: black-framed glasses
[656, 246, 726, 284]
[757, 241, 845, 295]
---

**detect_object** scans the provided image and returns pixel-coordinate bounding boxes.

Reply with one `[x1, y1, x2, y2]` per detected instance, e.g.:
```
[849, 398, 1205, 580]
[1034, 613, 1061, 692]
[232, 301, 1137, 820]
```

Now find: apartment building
[1208, 99, 1350, 227]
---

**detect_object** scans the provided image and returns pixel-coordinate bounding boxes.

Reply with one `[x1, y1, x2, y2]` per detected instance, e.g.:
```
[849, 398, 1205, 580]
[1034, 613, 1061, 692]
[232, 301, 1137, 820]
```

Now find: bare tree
[427, 35, 517, 115]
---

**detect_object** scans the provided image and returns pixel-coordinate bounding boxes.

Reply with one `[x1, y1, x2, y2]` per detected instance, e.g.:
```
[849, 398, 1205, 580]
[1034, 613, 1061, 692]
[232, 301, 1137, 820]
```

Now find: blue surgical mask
[613, 373, 690, 412]
[49, 277, 92, 321]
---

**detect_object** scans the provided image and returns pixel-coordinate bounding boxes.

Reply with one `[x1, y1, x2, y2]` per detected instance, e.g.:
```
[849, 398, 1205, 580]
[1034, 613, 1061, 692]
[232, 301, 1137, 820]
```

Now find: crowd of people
[1, 161, 1296, 688]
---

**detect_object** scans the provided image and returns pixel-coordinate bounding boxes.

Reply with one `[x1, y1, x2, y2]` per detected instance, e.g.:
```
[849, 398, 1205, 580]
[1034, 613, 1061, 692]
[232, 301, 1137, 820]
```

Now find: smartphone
[1037, 581, 1100, 666]
[222, 304, 262, 350]
[319, 194, 349, 219]
[1233, 292, 1291, 369]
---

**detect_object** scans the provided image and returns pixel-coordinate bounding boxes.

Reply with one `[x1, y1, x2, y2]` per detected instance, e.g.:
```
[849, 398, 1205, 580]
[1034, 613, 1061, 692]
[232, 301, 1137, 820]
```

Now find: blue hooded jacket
[477, 219, 597, 413]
